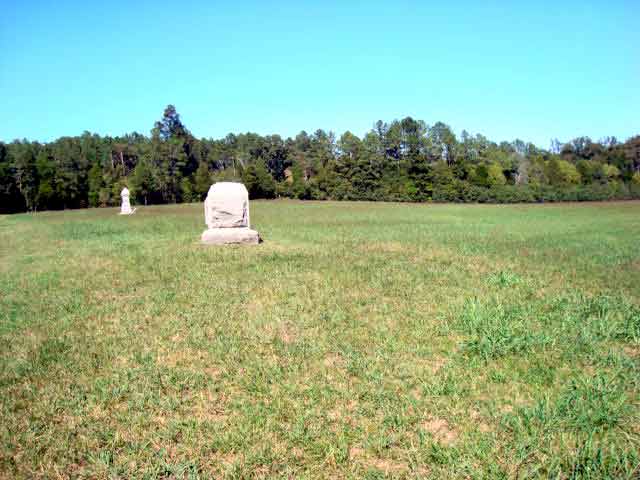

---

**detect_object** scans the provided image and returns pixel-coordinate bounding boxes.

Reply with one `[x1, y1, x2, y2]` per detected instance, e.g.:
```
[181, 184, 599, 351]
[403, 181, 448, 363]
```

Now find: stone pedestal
[201, 227, 261, 245]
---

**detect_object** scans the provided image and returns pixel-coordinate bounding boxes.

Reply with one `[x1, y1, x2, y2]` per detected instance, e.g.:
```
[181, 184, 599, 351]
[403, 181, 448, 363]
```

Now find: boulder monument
[201, 182, 261, 245]
[120, 187, 136, 215]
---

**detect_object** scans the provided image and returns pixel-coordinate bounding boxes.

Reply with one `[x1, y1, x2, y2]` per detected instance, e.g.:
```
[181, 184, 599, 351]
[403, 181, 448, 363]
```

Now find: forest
[1, 105, 639, 213]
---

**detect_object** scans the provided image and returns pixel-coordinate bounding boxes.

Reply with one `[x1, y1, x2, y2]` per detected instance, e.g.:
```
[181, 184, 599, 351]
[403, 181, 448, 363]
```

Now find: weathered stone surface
[201, 182, 261, 245]
[201, 227, 260, 245]
[204, 182, 249, 228]
[120, 187, 135, 215]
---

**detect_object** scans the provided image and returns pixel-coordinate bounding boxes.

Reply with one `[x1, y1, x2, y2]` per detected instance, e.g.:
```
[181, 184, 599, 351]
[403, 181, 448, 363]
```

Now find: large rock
[120, 187, 136, 215]
[201, 182, 261, 245]
[204, 182, 250, 228]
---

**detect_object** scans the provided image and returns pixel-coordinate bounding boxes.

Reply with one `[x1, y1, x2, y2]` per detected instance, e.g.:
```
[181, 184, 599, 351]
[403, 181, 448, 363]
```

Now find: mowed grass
[1, 200, 639, 479]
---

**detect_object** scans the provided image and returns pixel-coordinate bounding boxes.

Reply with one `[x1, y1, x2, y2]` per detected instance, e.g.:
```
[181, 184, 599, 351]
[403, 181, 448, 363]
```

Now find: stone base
[201, 227, 261, 245]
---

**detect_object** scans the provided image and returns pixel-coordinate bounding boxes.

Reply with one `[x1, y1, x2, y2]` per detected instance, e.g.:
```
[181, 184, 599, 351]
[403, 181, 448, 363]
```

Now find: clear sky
[1, 0, 638, 148]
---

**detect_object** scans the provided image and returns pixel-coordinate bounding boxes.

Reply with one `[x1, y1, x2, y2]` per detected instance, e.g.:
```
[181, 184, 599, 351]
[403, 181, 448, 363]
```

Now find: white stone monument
[201, 182, 260, 245]
[119, 187, 136, 215]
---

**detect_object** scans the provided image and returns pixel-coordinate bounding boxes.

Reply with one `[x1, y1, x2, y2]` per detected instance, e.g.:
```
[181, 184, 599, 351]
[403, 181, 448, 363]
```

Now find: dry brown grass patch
[421, 355, 447, 374]
[327, 400, 358, 426]
[189, 390, 229, 423]
[245, 287, 281, 318]
[156, 347, 208, 368]
[323, 353, 346, 368]
[421, 417, 458, 445]
[349, 446, 426, 475]
[279, 325, 297, 344]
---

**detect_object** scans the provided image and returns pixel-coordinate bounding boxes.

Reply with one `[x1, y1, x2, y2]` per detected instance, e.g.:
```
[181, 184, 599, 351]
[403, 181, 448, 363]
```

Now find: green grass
[1, 200, 639, 479]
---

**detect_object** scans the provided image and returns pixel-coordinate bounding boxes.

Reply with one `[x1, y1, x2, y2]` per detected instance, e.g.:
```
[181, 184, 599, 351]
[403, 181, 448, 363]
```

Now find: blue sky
[1, 0, 638, 147]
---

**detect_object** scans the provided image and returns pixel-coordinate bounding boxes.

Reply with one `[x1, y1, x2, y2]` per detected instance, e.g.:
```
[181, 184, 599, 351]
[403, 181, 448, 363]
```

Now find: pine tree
[243, 160, 276, 199]
[88, 161, 103, 207]
[180, 176, 194, 203]
[130, 159, 156, 205]
[14, 143, 38, 211]
[194, 161, 212, 200]
[0, 143, 24, 213]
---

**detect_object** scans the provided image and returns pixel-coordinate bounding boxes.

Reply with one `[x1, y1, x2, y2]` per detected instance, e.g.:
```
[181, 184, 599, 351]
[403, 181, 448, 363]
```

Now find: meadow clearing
[0, 200, 639, 479]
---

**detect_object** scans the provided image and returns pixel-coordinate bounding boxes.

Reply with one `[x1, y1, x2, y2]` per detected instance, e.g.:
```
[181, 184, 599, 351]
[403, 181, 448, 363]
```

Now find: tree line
[1, 105, 639, 213]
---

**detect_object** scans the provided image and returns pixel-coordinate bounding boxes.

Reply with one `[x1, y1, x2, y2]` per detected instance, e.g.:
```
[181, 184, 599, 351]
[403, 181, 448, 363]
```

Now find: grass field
[1, 200, 639, 479]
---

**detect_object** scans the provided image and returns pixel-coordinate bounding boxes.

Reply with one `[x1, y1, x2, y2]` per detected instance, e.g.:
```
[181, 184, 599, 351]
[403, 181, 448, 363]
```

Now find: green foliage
[486, 270, 524, 287]
[193, 161, 211, 200]
[458, 300, 549, 359]
[560, 437, 640, 479]
[243, 160, 276, 199]
[577, 159, 600, 183]
[600, 163, 620, 182]
[130, 159, 155, 205]
[548, 158, 582, 185]
[0, 108, 638, 212]
[487, 162, 507, 186]
[87, 161, 103, 207]
[555, 374, 631, 432]
[13, 142, 38, 211]
[179, 176, 194, 203]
